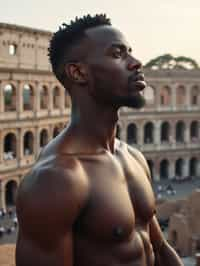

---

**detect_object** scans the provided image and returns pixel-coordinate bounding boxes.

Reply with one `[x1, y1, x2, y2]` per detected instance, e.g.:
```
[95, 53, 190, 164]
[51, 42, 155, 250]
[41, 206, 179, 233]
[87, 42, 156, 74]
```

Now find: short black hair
[48, 14, 111, 85]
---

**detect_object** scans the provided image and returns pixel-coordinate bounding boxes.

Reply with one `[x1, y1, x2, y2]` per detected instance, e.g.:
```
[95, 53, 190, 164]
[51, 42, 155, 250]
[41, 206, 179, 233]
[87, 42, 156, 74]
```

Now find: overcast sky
[1, 0, 200, 65]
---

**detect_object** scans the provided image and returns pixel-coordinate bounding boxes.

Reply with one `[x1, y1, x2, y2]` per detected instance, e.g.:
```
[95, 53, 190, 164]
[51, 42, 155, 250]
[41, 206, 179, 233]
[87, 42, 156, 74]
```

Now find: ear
[65, 62, 88, 84]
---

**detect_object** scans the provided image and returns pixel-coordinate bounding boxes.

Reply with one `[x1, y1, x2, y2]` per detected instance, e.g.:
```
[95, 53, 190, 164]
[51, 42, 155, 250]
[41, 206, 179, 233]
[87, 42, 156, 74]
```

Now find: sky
[1, 0, 200, 65]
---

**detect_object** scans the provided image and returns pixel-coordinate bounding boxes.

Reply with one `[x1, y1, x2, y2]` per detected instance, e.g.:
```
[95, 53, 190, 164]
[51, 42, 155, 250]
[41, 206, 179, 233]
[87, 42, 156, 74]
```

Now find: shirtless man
[16, 14, 183, 266]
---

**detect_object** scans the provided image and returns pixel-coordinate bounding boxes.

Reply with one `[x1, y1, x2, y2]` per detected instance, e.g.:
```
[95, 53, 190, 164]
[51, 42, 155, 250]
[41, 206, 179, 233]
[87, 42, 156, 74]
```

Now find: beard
[109, 93, 146, 109]
[89, 74, 146, 109]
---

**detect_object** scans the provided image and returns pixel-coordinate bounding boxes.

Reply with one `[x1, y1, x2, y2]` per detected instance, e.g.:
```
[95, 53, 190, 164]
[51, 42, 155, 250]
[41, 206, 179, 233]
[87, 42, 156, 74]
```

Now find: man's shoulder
[16, 153, 90, 227]
[18, 153, 89, 209]
[116, 139, 151, 179]
[116, 139, 143, 158]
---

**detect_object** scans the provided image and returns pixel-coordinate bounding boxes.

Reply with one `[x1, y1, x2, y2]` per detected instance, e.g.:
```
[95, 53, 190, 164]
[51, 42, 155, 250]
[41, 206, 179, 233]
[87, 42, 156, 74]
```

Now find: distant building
[119, 69, 200, 182]
[168, 189, 200, 257]
[0, 22, 200, 210]
[0, 23, 71, 210]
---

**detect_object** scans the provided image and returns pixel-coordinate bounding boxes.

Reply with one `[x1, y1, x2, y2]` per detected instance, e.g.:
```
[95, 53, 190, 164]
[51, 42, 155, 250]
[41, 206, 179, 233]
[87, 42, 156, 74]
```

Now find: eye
[112, 48, 123, 58]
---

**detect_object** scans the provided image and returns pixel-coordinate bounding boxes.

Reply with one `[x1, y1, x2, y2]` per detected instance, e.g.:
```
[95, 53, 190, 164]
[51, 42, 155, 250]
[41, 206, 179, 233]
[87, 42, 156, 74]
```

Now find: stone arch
[5, 180, 18, 206]
[144, 122, 154, 144]
[23, 84, 34, 110]
[144, 85, 155, 105]
[190, 121, 199, 141]
[189, 157, 198, 177]
[4, 84, 17, 111]
[171, 230, 178, 247]
[160, 159, 170, 179]
[116, 124, 121, 139]
[160, 86, 171, 105]
[176, 85, 186, 106]
[53, 86, 60, 109]
[8, 43, 17, 55]
[23, 131, 34, 155]
[176, 121, 185, 143]
[65, 90, 71, 108]
[53, 126, 60, 138]
[127, 123, 137, 144]
[147, 160, 154, 179]
[175, 158, 184, 177]
[161, 121, 170, 142]
[40, 85, 49, 109]
[4, 133, 17, 160]
[191, 85, 199, 105]
[40, 129, 49, 147]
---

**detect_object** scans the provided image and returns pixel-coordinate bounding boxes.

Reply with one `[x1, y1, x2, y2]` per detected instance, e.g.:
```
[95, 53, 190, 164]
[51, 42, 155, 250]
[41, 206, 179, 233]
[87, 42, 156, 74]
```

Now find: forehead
[85, 26, 130, 50]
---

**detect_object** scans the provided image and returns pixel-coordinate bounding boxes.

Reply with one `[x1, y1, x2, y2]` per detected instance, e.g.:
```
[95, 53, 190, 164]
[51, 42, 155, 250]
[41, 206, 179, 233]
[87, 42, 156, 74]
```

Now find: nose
[127, 58, 142, 71]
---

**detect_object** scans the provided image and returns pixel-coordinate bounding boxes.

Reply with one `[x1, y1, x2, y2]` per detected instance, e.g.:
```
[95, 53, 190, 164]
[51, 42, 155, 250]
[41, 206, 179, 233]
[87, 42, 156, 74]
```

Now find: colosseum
[0, 22, 199, 210]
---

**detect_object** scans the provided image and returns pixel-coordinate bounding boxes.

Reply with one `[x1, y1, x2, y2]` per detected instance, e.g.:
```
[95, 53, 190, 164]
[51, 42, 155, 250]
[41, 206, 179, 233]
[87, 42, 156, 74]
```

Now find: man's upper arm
[127, 144, 151, 180]
[16, 161, 89, 265]
[149, 216, 184, 266]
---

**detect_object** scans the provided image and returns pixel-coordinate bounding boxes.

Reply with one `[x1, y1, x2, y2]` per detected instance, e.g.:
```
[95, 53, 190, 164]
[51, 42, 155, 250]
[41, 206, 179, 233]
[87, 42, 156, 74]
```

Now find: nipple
[113, 226, 124, 240]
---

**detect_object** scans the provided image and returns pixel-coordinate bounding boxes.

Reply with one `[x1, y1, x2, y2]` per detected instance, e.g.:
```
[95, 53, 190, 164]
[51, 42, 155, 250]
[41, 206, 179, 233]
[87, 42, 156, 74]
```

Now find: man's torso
[17, 139, 156, 266]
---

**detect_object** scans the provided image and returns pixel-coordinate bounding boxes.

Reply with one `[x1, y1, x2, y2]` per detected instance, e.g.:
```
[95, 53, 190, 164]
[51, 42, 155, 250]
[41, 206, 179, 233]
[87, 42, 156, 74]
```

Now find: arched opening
[53, 86, 60, 109]
[191, 85, 199, 105]
[189, 158, 198, 177]
[176, 121, 185, 143]
[40, 86, 49, 109]
[9, 44, 17, 55]
[53, 127, 60, 138]
[4, 133, 17, 160]
[160, 160, 169, 179]
[40, 129, 48, 147]
[161, 122, 170, 142]
[23, 84, 34, 110]
[116, 125, 121, 139]
[144, 85, 155, 105]
[176, 85, 186, 106]
[175, 158, 184, 177]
[190, 121, 199, 142]
[147, 160, 154, 179]
[144, 122, 154, 144]
[127, 123, 137, 144]
[65, 90, 71, 108]
[4, 84, 16, 111]
[195, 239, 200, 253]
[24, 131, 34, 155]
[5, 180, 18, 206]
[171, 230, 178, 247]
[160, 86, 171, 105]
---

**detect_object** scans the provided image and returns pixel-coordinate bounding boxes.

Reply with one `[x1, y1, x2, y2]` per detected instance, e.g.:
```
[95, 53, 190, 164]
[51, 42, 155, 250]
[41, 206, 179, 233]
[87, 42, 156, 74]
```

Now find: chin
[114, 95, 146, 109]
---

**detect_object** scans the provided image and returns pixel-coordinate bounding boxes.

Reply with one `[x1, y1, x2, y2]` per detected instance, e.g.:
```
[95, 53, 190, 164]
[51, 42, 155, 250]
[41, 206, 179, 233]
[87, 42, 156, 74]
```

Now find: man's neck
[69, 103, 120, 154]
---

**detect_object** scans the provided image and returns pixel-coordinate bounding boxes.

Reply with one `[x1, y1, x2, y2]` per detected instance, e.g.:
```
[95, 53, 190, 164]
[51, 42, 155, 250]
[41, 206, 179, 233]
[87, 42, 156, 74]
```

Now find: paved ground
[152, 176, 200, 201]
[0, 208, 18, 245]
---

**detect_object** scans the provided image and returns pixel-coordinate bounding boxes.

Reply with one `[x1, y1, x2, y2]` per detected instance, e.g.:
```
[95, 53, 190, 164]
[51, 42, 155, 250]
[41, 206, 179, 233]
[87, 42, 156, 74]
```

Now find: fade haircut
[48, 14, 111, 85]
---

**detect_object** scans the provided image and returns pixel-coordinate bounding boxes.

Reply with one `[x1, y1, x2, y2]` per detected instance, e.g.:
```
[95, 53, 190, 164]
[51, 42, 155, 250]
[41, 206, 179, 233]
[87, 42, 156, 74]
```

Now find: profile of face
[84, 25, 146, 109]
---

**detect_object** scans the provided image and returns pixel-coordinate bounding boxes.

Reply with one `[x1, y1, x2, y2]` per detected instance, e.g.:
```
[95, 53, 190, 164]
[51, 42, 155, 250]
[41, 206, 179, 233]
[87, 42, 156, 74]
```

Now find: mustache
[128, 71, 145, 83]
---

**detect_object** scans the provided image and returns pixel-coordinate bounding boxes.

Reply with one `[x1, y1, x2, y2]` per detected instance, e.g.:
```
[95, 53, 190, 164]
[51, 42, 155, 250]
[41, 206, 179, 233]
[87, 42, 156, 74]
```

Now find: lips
[129, 73, 147, 91]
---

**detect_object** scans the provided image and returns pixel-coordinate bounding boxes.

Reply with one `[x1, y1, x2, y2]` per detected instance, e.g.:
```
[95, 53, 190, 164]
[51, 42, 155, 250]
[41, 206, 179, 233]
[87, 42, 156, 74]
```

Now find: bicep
[149, 216, 184, 266]
[16, 230, 73, 266]
[149, 215, 165, 252]
[16, 166, 89, 265]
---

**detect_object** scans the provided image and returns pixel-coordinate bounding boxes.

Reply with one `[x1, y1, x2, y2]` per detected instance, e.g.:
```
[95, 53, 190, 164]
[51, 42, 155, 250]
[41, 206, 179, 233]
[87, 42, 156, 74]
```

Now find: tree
[145, 54, 199, 70]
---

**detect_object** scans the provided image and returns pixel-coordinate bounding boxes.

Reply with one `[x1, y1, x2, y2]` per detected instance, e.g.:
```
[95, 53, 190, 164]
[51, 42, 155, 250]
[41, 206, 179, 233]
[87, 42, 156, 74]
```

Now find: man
[16, 14, 183, 266]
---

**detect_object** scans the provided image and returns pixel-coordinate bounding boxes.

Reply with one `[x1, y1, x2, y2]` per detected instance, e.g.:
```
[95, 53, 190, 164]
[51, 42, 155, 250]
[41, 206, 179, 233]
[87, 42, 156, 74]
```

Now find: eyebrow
[110, 43, 132, 53]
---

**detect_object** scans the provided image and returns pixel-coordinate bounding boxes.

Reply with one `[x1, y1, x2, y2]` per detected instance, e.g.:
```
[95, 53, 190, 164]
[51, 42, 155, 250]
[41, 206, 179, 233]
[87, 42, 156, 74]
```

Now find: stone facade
[168, 189, 200, 257]
[0, 23, 71, 210]
[0, 22, 200, 210]
[119, 69, 200, 182]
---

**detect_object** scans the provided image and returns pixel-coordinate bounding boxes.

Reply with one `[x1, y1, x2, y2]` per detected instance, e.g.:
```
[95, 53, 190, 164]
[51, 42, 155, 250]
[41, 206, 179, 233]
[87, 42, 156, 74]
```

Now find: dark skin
[16, 25, 183, 266]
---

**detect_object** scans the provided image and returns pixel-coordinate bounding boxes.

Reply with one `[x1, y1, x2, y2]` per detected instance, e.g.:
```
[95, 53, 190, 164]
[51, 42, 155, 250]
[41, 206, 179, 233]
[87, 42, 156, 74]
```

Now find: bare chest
[74, 149, 155, 241]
